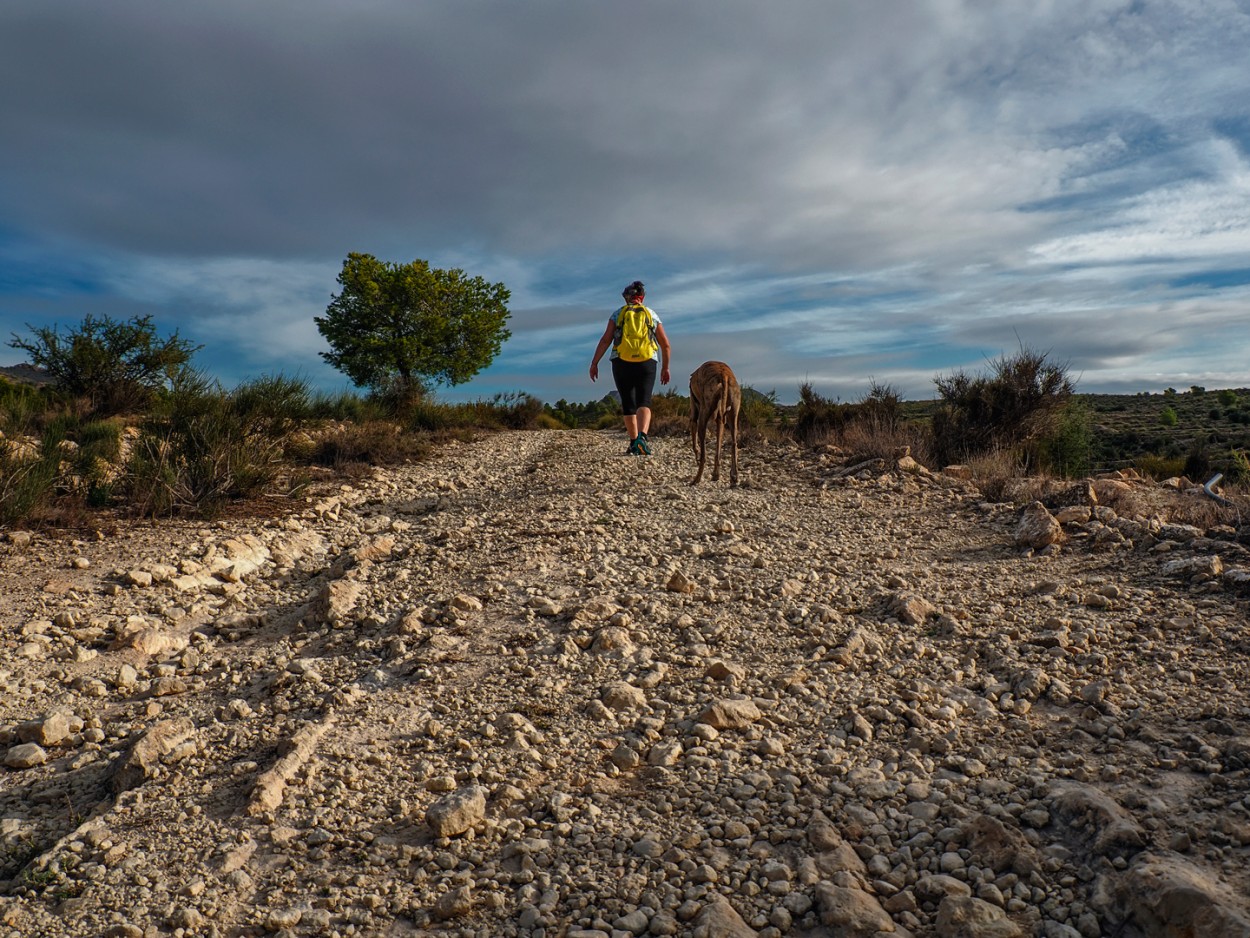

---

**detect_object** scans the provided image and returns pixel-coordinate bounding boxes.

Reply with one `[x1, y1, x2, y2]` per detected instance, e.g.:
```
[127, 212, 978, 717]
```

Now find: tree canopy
[315, 253, 511, 397]
[8, 314, 200, 416]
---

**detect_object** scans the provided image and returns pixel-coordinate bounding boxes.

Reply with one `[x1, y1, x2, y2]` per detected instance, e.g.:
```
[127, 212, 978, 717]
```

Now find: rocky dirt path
[2, 429, 1249, 938]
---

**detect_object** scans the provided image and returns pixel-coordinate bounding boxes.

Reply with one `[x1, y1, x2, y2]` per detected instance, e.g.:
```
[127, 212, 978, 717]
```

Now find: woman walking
[589, 280, 672, 455]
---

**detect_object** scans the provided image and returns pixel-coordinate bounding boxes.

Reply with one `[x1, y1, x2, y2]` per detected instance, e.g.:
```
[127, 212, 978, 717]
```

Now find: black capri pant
[611, 358, 658, 416]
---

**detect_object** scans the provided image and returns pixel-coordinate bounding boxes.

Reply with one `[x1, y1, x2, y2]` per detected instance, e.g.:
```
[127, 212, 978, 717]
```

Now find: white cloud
[1031, 143, 1250, 265]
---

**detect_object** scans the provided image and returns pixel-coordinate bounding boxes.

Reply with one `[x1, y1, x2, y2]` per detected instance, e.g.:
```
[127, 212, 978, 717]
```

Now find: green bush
[791, 383, 854, 444]
[1034, 401, 1094, 479]
[740, 387, 778, 439]
[1217, 388, 1239, 406]
[931, 346, 1075, 466]
[1159, 406, 1178, 427]
[1225, 449, 1250, 486]
[0, 378, 59, 437]
[8, 314, 199, 417]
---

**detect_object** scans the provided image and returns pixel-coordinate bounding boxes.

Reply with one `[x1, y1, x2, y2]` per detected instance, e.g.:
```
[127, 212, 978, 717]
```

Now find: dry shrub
[1089, 483, 1150, 521]
[964, 448, 1049, 504]
[647, 386, 779, 446]
[790, 381, 909, 452]
[791, 383, 855, 446]
[592, 412, 621, 431]
[306, 421, 433, 471]
[648, 411, 690, 438]
[839, 420, 933, 467]
[1135, 455, 1186, 480]
[1156, 492, 1240, 529]
[1085, 476, 1243, 528]
[534, 412, 567, 430]
[932, 346, 1074, 467]
[482, 393, 544, 430]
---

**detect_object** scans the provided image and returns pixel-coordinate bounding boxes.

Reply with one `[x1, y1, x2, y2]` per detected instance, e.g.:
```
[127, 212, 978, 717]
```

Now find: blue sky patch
[1169, 268, 1250, 290]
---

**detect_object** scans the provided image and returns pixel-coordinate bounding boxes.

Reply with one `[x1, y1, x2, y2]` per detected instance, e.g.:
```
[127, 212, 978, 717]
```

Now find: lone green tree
[9, 314, 200, 416]
[315, 253, 511, 399]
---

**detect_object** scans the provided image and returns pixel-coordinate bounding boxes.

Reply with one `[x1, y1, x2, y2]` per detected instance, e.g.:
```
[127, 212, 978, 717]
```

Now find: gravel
[1, 428, 1248, 938]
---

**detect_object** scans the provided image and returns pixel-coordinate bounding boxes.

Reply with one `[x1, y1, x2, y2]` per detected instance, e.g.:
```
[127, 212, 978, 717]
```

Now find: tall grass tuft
[125, 371, 299, 517]
[70, 420, 124, 507]
[1, 379, 46, 436]
[0, 425, 64, 526]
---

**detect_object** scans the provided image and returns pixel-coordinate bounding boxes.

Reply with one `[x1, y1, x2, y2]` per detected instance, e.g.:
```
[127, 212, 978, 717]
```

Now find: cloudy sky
[2, 0, 1249, 404]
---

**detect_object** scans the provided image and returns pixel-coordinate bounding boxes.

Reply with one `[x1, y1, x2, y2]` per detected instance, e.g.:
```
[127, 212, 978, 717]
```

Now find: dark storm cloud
[0, 1, 1105, 261]
[1, 0, 1249, 401]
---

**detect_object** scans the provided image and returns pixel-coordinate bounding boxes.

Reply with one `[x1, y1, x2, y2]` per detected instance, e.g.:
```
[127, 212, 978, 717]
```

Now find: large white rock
[1015, 501, 1063, 549]
[426, 786, 487, 837]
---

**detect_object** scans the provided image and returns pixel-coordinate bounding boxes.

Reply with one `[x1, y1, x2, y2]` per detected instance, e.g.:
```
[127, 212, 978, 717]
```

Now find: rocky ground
[2, 428, 1249, 938]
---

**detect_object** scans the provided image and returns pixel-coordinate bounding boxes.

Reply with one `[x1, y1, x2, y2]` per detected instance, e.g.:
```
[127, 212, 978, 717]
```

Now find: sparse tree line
[2, 254, 1247, 527]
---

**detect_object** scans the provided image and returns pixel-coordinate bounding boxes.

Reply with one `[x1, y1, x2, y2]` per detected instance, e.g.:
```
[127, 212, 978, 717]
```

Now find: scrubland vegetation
[2, 315, 1247, 529]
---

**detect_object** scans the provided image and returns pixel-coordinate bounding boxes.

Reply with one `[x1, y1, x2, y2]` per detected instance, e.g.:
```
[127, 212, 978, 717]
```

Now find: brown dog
[689, 361, 741, 487]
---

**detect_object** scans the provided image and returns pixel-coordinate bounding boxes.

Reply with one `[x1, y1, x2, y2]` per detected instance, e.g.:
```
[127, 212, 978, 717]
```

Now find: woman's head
[622, 280, 645, 301]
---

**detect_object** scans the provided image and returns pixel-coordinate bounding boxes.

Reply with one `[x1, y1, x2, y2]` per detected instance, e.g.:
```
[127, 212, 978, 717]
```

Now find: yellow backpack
[614, 304, 658, 362]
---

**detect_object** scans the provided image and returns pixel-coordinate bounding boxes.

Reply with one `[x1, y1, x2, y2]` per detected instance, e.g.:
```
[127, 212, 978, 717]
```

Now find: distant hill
[0, 363, 53, 386]
[1081, 387, 1250, 470]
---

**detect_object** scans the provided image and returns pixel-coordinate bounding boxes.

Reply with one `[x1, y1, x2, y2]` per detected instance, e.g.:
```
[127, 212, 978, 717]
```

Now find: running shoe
[626, 437, 642, 456]
[636, 431, 652, 455]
